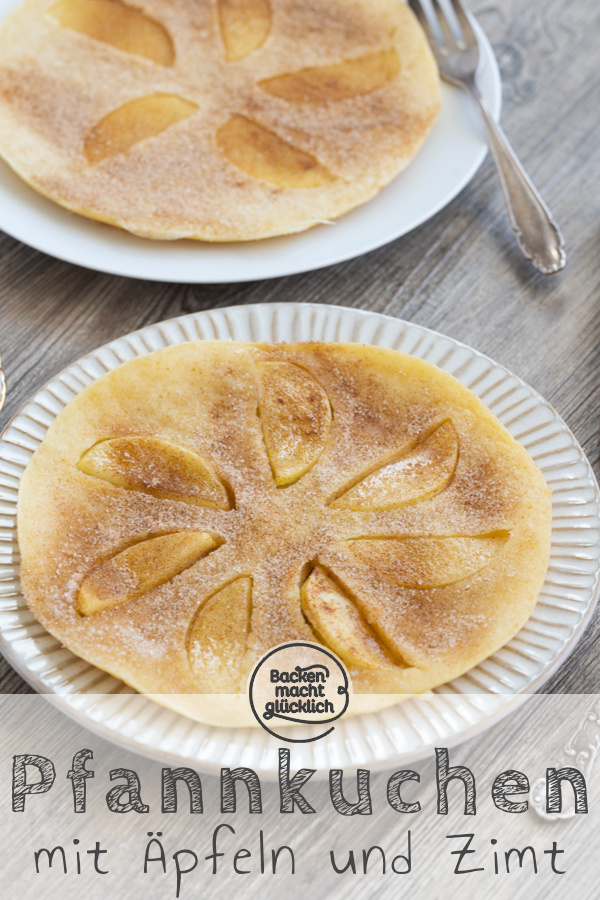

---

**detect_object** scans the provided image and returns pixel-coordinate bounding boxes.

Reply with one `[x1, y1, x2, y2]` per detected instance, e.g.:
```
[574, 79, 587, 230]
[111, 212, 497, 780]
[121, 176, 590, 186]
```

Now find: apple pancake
[17, 341, 552, 726]
[0, 0, 440, 241]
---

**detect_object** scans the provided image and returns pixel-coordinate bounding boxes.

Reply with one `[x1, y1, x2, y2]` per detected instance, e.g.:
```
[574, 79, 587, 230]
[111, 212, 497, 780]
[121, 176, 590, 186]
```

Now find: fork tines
[409, 0, 477, 54]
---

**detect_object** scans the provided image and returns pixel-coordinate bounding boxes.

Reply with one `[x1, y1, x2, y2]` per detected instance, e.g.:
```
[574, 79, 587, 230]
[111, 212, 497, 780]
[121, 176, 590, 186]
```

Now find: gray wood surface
[0, 0, 598, 703]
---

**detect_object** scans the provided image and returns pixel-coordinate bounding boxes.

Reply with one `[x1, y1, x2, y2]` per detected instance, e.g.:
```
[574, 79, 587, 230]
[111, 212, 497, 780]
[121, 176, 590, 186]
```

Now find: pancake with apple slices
[0, 0, 439, 241]
[17, 342, 551, 726]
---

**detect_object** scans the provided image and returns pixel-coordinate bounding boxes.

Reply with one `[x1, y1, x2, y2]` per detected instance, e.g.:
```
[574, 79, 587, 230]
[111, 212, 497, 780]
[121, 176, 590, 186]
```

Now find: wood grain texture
[0, 0, 598, 697]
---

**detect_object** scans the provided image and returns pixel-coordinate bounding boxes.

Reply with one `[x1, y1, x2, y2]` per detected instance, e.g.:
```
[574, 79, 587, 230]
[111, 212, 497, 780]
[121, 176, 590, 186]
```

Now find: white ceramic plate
[0, 303, 599, 775]
[0, 0, 501, 283]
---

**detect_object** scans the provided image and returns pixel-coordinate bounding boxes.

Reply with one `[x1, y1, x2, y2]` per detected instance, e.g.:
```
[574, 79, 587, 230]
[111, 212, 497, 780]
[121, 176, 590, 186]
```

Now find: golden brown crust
[17, 342, 552, 725]
[0, 0, 440, 241]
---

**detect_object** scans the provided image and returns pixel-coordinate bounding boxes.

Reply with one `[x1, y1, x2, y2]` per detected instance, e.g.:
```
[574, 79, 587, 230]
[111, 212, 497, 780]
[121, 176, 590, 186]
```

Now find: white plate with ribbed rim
[0, 0, 501, 283]
[0, 303, 599, 776]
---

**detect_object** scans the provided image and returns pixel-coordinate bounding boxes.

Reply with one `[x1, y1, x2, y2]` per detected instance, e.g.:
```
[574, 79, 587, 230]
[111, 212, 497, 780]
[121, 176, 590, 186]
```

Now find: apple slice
[330, 420, 458, 511]
[349, 532, 509, 588]
[78, 436, 231, 509]
[257, 361, 332, 486]
[84, 94, 197, 165]
[301, 566, 397, 670]
[50, 0, 175, 66]
[217, 116, 336, 189]
[187, 577, 252, 692]
[260, 48, 400, 103]
[217, 0, 272, 62]
[77, 531, 219, 615]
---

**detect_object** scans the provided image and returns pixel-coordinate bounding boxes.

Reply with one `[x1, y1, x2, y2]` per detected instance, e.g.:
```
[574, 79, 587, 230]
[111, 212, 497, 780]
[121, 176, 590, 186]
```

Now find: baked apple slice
[301, 566, 398, 670]
[217, 0, 271, 61]
[187, 576, 252, 691]
[77, 531, 220, 615]
[84, 94, 197, 165]
[257, 361, 332, 486]
[260, 48, 400, 103]
[330, 420, 458, 510]
[349, 532, 509, 588]
[217, 116, 335, 189]
[78, 436, 231, 508]
[50, 0, 175, 66]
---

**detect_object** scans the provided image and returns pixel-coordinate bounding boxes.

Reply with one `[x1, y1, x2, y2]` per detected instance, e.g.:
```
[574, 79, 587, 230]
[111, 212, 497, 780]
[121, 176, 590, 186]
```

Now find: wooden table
[0, 0, 598, 700]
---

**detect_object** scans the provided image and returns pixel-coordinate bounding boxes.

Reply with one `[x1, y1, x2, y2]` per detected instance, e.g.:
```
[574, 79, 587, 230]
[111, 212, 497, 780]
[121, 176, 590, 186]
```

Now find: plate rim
[1, 301, 598, 774]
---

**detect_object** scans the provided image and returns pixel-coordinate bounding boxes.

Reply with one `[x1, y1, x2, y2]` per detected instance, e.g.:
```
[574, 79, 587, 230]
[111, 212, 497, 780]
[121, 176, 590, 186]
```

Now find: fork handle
[467, 86, 566, 274]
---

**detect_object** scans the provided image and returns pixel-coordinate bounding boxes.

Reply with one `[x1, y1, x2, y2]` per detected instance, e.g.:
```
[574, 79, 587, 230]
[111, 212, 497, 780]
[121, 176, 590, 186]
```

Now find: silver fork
[409, 0, 566, 275]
